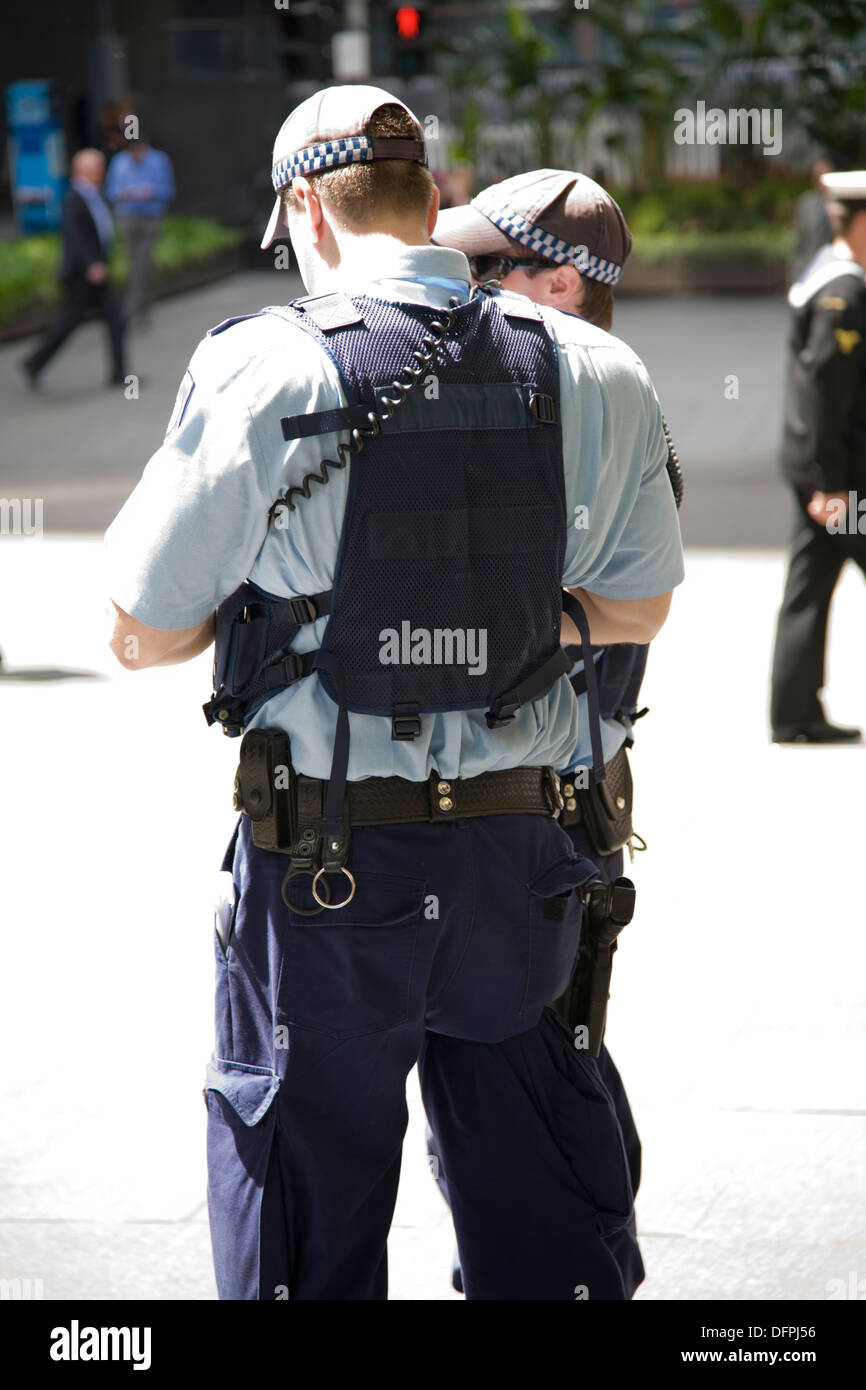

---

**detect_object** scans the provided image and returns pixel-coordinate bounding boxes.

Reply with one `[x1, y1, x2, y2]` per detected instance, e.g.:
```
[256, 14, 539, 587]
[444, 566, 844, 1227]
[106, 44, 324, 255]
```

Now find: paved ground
[1, 276, 864, 1302]
[1, 269, 793, 546]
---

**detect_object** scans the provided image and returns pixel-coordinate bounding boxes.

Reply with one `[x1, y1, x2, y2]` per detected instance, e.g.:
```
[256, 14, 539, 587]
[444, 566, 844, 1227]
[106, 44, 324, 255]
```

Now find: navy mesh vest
[204, 288, 575, 844]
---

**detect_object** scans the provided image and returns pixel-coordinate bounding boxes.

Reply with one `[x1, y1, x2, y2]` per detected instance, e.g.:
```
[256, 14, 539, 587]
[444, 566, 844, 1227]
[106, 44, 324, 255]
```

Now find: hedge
[0, 216, 243, 325]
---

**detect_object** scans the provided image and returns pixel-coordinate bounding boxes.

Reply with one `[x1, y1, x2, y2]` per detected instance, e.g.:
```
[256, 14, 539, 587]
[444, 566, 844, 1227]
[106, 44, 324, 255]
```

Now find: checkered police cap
[261, 86, 427, 249]
[434, 169, 632, 286]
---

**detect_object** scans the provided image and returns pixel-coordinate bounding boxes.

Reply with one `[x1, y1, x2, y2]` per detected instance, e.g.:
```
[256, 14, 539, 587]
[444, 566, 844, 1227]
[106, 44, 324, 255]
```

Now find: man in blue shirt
[106, 86, 683, 1301]
[105, 136, 175, 328]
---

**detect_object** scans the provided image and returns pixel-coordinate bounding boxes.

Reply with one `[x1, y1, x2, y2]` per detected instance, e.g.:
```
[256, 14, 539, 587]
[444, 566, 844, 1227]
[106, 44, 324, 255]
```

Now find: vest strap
[485, 644, 573, 728]
[314, 650, 352, 869]
[562, 591, 606, 783]
[262, 649, 319, 691]
[293, 291, 366, 332]
[281, 404, 373, 441]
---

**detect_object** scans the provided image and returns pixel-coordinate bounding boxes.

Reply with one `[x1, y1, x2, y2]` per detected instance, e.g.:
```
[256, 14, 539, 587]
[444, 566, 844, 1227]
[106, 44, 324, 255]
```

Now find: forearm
[149, 616, 215, 666]
[108, 600, 214, 670]
[562, 587, 672, 645]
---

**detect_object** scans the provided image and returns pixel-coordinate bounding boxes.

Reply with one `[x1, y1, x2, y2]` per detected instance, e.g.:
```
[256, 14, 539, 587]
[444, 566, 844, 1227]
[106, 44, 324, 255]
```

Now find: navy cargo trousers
[205, 808, 644, 1300]
[426, 819, 643, 1293]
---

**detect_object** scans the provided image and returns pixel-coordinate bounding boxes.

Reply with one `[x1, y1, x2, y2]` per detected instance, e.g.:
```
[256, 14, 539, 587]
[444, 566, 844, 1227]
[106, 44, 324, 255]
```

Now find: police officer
[106, 86, 683, 1301]
[771, 170, 866, 743]
[431, 168, 683, 1284]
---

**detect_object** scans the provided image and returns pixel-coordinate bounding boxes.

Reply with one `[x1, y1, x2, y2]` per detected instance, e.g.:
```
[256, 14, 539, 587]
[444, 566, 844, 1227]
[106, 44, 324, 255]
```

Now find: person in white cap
[104, 86, 683, 1301]
[770, 170, 866, 743]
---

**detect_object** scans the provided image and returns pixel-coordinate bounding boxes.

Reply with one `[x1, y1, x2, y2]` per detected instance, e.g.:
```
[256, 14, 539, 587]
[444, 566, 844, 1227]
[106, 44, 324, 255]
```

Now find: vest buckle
[485, 701, 518, 729]
[289, 595, 319, 625]
[264, 653, 305, 690]
[392, 704, 421, 740]
[529, 391, 556, 424]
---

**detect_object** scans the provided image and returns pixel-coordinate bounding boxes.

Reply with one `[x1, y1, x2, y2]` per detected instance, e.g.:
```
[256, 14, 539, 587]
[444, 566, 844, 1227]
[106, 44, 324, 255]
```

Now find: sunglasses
[468, 254, 555, 281]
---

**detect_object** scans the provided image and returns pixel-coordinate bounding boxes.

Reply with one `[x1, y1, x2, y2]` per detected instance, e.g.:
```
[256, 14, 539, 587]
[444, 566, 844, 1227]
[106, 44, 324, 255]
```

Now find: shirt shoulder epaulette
[788, 254, 865, 310]
[207, 311, 267, 337]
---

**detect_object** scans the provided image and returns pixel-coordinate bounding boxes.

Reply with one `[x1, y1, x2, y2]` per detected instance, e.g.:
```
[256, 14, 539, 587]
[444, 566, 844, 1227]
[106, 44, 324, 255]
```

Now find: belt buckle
[543, 767, 564, 817]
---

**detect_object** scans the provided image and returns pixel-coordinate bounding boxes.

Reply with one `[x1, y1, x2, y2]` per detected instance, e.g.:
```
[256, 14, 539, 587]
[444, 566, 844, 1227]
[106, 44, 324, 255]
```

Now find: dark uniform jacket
[781, 245, 866, 494]
[58, 187, 106, 286]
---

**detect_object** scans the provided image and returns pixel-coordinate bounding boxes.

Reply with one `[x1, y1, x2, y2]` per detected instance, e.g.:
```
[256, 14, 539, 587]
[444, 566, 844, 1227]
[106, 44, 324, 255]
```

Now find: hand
[807, 490, 848, 527]
[85, 261, 108, 285]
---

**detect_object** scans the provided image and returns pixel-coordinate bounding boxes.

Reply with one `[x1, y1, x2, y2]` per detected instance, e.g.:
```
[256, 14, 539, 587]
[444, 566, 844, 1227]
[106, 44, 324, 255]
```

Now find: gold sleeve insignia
[818, 296, 847, 310]
[834, 328, 861, 354]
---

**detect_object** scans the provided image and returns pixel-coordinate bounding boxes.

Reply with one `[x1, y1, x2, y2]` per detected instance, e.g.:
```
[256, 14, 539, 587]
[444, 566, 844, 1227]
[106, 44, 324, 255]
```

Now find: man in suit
[22, 148, 126, 387]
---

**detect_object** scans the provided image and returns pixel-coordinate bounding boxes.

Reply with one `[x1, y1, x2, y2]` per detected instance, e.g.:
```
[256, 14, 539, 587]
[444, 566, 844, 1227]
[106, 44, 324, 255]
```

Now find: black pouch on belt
[576, 743, 634, 856]
[235, 729, 297, 852]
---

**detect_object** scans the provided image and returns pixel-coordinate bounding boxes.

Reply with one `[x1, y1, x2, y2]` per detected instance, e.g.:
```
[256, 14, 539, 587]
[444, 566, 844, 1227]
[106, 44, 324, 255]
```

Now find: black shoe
[19, 359, 41, 389]
[772, 719, 863, 744]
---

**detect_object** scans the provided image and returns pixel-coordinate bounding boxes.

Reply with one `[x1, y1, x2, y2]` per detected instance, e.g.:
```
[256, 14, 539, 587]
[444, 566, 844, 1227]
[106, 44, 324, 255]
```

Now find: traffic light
[392, 5, 427, 78]
[395, 7, 422, 40]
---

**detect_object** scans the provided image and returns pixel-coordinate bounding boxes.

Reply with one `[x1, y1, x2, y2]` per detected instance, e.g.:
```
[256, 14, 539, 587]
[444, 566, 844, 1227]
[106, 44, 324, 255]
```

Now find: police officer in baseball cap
[435, 167, 632, 327]
[432, 166, 683, 1290]
[106, 90, 683, 1300]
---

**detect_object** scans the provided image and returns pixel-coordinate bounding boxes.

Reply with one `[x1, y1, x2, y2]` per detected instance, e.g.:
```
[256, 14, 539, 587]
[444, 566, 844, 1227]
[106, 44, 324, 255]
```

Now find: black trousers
[27, 277, 125, 381]
[770, 484, 866, 729]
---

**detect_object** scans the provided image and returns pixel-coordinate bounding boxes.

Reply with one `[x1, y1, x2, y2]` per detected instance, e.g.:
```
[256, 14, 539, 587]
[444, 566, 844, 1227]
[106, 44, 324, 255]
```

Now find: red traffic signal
[395, 6, 421, 40]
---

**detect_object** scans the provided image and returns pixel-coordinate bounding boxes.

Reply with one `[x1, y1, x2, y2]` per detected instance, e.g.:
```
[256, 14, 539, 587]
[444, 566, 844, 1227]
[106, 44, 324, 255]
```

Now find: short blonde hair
[283, 104, 434, 230]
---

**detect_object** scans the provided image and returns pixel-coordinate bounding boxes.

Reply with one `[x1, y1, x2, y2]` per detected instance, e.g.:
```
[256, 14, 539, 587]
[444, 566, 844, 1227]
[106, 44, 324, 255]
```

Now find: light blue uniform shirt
[104, 148, 175, 219]
[105, 244, 684, 781]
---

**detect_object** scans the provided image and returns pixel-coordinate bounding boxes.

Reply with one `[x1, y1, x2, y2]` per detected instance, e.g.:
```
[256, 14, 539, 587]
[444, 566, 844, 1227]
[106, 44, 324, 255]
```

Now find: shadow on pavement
[0, 666, 106, 682]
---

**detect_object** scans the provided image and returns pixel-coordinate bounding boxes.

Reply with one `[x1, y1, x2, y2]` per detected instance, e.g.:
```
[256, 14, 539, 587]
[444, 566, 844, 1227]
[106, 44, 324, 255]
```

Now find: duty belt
[233, 731, 566, 915]
[235, 761, 566, 830]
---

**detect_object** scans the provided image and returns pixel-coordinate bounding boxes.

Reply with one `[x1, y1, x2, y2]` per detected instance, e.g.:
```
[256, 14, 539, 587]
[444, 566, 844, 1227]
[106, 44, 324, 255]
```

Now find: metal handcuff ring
[312, 866, 356, 910]
[281, 864, 330, 917]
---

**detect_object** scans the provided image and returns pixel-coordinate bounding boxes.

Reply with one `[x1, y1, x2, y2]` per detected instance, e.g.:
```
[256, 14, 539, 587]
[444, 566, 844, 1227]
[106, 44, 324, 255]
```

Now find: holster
[551, 875, 636, 1057]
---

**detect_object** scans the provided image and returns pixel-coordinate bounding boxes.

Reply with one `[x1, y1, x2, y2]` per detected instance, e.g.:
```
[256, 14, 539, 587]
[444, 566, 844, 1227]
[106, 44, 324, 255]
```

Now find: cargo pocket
[552, 1045, 635, 1242]
[205, 1055, 280, 1126]
[521, 853, 599, 1018]
[277, 871, 425, 1039]
[205, 1056, 281, 1301]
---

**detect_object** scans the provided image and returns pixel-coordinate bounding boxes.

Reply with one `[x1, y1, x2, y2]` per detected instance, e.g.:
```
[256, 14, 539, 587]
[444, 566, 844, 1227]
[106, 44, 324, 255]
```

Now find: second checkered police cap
[434, 168, 632, 286]
[260, 85, 427, 249]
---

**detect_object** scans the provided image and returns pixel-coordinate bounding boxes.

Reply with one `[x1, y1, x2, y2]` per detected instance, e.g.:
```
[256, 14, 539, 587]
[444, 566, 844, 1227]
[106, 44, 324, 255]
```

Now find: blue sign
[5, 79, 68, 234]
